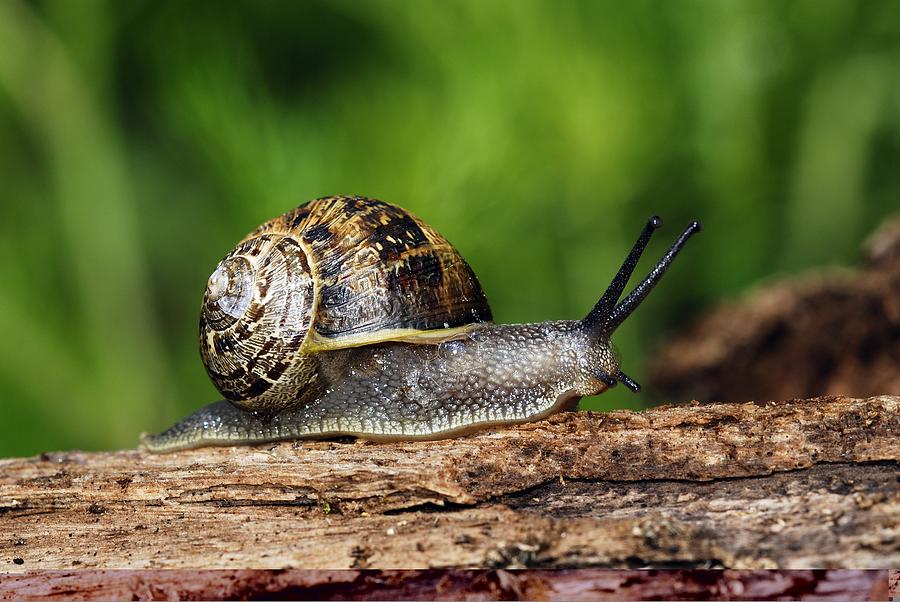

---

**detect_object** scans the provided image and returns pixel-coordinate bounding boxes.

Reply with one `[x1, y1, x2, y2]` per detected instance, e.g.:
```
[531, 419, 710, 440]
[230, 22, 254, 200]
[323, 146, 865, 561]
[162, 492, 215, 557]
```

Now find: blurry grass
[0, 0, 898, 455]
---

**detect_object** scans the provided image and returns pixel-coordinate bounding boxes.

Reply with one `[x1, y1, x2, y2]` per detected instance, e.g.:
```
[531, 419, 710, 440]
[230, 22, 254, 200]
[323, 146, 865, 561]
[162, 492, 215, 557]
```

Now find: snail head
[581, 215, 702, 392]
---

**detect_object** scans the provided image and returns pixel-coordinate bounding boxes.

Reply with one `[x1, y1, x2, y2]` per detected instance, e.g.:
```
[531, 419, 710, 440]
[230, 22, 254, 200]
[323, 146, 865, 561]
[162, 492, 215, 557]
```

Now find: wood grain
[0, 569, 891, 601]
[0, 396, 897, 573]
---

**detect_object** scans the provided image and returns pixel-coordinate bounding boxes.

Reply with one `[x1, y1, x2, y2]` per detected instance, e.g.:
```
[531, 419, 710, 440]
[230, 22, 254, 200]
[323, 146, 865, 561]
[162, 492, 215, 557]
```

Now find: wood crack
[0, 396, 896, 570]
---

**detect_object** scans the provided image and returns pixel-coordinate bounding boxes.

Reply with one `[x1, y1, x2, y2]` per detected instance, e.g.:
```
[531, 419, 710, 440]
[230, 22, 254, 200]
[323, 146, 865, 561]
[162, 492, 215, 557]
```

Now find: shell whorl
[200, 234, 317, 413]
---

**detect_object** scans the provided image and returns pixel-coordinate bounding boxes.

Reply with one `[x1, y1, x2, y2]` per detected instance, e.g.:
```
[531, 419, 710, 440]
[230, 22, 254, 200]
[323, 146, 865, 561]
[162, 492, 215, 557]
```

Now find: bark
[0, 569, 892, 601]
[0, 395, 897, 581]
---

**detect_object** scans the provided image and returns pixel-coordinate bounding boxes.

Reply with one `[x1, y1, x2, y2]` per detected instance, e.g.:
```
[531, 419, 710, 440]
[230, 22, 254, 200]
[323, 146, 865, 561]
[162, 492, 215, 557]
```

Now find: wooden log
[0, 569, 892, 601]
[0, 396, 897, 580]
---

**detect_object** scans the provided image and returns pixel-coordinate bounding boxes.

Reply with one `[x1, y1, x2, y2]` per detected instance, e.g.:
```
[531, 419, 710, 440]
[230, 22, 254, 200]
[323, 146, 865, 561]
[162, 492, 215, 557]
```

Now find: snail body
[143, 196, 700, 452]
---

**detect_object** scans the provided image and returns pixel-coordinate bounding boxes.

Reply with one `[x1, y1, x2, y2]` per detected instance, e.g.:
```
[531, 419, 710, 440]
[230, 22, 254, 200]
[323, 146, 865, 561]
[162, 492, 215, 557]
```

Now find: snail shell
[199, 196, 492, 413]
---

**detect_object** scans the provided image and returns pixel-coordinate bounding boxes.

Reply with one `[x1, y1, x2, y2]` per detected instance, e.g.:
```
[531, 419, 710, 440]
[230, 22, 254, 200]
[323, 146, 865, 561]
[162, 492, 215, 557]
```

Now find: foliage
[0, 0, 898, 455]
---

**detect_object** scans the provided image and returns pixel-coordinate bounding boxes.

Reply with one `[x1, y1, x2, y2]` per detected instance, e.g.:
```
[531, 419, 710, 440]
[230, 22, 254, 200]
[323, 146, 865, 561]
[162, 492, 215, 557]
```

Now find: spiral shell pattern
[200, 234, 317, 412]
[200, 195, 493, 413]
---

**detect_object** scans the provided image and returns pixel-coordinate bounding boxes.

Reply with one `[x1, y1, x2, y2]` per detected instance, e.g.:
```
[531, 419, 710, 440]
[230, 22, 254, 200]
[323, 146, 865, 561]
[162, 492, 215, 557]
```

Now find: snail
[143, 196, 700, 452]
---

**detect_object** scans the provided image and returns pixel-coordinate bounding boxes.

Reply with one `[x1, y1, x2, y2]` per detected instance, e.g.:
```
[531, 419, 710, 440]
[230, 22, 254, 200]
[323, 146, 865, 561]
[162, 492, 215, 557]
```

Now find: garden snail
[143, 196, 700, 452]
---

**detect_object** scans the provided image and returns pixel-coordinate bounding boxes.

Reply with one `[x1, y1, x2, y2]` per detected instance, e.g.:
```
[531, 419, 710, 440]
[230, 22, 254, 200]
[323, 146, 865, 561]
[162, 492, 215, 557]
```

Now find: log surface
[0, 396, 897, 573]
[0, 569, 892, 601]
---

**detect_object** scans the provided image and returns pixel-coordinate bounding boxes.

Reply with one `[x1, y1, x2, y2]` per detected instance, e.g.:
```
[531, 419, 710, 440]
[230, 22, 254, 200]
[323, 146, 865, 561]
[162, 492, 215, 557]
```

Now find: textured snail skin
[141, 320, 616, 452]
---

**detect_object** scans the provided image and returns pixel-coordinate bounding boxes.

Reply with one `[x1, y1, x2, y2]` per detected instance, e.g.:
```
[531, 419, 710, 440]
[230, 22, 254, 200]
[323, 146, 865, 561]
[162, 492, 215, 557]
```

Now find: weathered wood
[0, 569, 891, 601]
[0, 396, 897, 574]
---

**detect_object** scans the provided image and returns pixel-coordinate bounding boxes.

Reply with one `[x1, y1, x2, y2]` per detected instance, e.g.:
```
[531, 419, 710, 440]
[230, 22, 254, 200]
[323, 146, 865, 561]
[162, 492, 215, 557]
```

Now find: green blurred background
[1, 0, 898, 456]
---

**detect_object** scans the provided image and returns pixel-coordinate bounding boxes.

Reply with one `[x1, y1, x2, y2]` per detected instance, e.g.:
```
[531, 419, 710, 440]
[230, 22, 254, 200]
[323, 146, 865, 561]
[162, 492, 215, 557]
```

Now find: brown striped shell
[199, 196, 493, 413]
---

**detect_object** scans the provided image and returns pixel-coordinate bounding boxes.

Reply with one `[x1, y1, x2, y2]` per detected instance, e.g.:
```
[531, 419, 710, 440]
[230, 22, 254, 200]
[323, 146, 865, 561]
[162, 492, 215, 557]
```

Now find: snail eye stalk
[584, 215, 662, 330]
[604, 220, 702, 333]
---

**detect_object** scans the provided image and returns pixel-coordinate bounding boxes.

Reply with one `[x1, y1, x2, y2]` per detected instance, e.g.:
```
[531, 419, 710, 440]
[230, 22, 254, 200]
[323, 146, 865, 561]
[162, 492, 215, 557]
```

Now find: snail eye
[207, 256, 255, 319]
